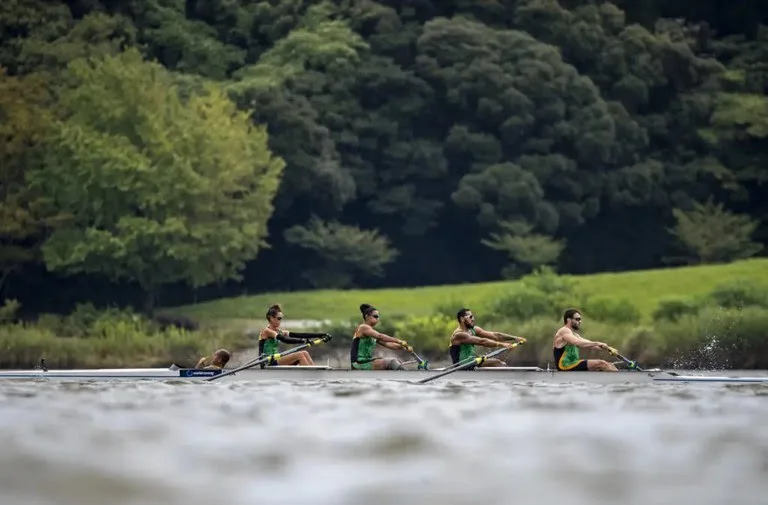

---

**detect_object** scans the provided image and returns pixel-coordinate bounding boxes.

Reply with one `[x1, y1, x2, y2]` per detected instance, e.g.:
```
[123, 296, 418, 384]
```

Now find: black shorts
[557, 359, 589, 371]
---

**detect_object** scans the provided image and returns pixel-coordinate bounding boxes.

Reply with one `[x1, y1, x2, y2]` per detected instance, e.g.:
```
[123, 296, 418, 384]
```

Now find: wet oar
[416, 343, 521, 384]
[606, 347, 679, 376]
[606, 347, 642, 370]
[405, 347, 429, 370]
[205, 335, 332, 382]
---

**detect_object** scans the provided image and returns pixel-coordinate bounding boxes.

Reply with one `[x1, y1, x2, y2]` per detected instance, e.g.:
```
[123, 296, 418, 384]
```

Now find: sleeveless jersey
[553, 342, 581, 370]
[449, 327, 477, 364]
[259, 327, 283, 356]
[351, 325, 377, 364]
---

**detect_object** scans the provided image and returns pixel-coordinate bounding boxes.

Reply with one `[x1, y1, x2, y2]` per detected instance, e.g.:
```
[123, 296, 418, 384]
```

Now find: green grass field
[166, 258, 768, 324]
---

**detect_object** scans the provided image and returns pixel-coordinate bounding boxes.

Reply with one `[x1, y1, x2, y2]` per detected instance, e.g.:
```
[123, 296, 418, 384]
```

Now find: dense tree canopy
[0, 0, 766, 313]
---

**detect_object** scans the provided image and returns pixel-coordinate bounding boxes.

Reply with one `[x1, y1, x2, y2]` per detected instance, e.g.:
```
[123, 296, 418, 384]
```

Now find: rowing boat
[1, 366, 766, 384]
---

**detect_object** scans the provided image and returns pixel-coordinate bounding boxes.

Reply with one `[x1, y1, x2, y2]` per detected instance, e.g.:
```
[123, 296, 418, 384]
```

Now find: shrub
[584, 297, 641, 324]
[656, 307, 768, 369]
[706, 280, 768, 310]
[392, 314, 455, 354]
[489, 267, 591, 323]
[652, 296, 703, 322]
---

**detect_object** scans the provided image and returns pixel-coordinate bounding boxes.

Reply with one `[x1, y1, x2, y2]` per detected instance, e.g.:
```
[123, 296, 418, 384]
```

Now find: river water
[0, 378, 766, 505]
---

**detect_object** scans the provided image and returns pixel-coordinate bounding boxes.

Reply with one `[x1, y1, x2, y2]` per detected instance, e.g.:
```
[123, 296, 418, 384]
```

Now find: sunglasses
[573, 317, 582, 321]
[273, 316, 283, 320]
[370, 314, 380, 319]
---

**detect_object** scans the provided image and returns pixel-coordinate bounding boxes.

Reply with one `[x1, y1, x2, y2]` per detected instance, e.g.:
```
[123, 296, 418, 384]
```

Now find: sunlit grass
[167, 258, 768, 323]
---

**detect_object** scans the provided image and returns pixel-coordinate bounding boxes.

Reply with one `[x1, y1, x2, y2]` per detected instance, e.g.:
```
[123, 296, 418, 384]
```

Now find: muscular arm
[358, 325, 405, 346]
[474, 327, 525, 342]
[559, 329, 608, 350]
[453, 331, 508, 349]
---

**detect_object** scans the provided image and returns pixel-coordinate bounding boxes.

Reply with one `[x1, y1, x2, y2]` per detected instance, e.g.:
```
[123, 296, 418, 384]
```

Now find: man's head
[563, 309, 582, 330]
[212, 349, 231, 367]
[457, 308, 475, 329]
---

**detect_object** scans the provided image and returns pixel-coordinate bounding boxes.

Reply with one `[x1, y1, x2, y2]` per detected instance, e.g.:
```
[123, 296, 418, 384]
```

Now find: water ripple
[0, 380, 766, 505]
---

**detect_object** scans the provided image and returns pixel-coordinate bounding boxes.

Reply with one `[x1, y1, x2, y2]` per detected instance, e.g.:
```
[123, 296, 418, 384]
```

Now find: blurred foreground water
[0, 378, 766, 505]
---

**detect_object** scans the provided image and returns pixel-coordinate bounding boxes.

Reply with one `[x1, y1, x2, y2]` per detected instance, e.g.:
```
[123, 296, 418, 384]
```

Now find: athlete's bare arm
[557, 327, 608, 350]
[474, 327, 526, 343]
[453, 331, 512, 349]
[358, 324, 406, 349]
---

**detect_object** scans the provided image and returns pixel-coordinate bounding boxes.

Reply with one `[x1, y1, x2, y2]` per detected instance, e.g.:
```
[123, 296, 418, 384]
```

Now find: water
[1, 378, 766, 505]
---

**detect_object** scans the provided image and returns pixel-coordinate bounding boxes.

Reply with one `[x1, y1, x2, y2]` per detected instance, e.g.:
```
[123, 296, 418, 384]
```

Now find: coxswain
[450, 308, 525, 367]
[195, 349, 231, 369]
[553, 309, 618, 371]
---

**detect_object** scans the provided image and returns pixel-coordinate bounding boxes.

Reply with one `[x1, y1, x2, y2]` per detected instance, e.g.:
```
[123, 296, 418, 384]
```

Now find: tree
[668, 199, 763, 264]
[0, 68, 53, 297]
[482, 220, 566, 278]
[283, 216, 398, 288]
[26, 49, 285, 311]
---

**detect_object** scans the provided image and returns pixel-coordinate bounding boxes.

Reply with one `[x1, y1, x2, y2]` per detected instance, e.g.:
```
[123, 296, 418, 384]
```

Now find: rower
[196, 349, 231, 370]
[351, 304, 414, 370]
[259, 304, 330, 367]
[553, 309, 618, 371]
[449, 308, 524, 367]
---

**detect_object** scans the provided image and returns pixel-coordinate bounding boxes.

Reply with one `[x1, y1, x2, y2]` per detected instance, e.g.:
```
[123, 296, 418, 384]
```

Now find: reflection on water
[0, 379, 766, 505]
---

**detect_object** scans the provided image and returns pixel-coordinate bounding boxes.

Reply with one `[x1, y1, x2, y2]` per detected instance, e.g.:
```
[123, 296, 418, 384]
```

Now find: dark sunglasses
[573, 317, 582, 321]
[371, 314, 380, 319]
[274, 316, 283, 320]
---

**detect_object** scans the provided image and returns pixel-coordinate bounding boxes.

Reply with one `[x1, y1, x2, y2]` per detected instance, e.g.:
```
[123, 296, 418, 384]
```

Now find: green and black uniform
[258, 327, 324, 368]
[351, 326, 377, 370]
[553, 342, 588, 371]
[449, 327, 477, 364]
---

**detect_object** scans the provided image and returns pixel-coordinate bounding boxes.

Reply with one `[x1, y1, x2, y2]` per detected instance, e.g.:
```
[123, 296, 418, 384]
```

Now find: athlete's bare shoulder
[260, 326, 277, 339]
[553, 325, 571, 345]
[355, 323, 373, 337]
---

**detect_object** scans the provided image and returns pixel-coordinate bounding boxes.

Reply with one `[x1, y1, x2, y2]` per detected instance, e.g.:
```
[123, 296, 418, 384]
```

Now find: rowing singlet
[259, 327, 282, 356]
[351, 326, 376, 364]
[553, 343, 581, 370]
[449, 327, 476, 364]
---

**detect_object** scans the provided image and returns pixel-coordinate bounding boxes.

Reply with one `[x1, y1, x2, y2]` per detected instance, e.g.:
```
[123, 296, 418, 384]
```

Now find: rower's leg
[478, 358, 507, 367]
[587, 359, 618, 371]
[372, 358, 403, 370]
[276, 351, 314, 366]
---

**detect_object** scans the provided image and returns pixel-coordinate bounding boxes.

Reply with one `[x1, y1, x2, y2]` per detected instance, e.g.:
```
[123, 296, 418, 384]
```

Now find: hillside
[166, 259, 768, 324]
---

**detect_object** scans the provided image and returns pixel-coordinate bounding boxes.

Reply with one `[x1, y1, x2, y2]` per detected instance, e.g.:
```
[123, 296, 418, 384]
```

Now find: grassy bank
[0, 305, 254, 369]
[167, 259, 768, 322]
[2, 260, 767, 370]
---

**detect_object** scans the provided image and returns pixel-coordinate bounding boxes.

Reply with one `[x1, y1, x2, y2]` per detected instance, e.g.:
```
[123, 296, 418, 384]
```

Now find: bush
[0, 299, 21, 323]
[706, 280, 768, 310]
[652, 296, 703, 322]
[583, 297, 641, 324]
[489, 285, 554, 321]
[0, 306, 251, 369]
[655, 307, 768, 369]
[391, 314, 455, 354]
[489, 267, 589, 323]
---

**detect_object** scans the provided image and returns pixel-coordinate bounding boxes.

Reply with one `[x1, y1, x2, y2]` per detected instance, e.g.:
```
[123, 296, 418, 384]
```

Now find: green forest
[1, 0, 767, 316]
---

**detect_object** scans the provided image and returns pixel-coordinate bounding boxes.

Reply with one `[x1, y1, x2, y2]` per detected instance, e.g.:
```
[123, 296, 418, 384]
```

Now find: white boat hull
[0, 366, 766, 384]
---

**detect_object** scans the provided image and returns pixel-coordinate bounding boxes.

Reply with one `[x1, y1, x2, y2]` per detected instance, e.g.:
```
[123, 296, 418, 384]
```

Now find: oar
[404, 345, 429, 370]
[606, 347, 679, 376]
[416, 342, 521, 384]
[606, 347, 642, 370]
[205, 335, 332, 382]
